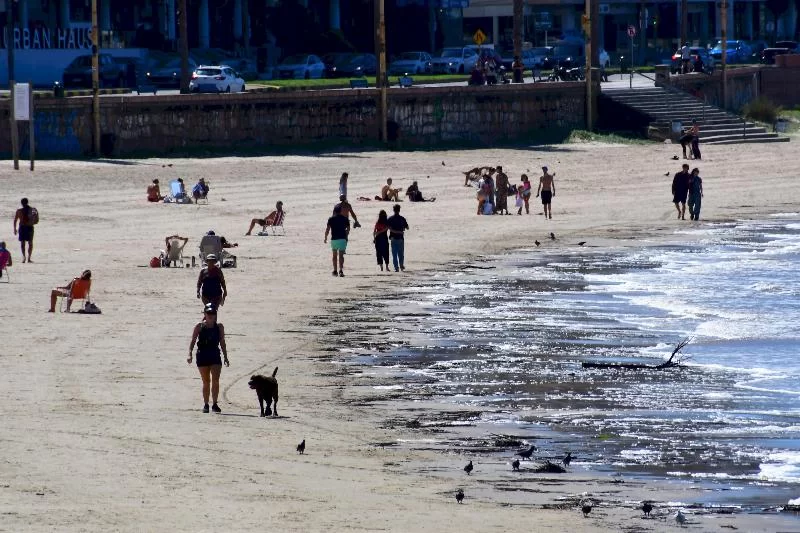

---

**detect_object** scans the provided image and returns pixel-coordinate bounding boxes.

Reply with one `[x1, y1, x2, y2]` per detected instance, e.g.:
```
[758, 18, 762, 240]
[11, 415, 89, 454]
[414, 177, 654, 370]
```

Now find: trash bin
[53, 81, 65, 98]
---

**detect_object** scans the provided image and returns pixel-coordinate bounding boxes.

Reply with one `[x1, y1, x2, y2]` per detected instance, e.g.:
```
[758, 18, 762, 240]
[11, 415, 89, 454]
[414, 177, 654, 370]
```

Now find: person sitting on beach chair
[245, 201, 285, 236]
[166, 179, 191, 203]
[48, 269, 92, 312]
[163, 235, 189, 267]
[199, 231, 238, 268]
[380, 178, 402, 201]
[192, 178, 210, 204]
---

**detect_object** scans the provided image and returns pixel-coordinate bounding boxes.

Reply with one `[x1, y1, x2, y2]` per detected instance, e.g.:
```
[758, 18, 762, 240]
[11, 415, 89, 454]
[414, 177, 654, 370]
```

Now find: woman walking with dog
[188, 303, 229, 413]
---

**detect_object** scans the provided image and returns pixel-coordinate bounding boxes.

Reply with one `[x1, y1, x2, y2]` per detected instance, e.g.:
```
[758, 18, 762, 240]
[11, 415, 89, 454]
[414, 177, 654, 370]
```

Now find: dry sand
[2, 137, 800, 532]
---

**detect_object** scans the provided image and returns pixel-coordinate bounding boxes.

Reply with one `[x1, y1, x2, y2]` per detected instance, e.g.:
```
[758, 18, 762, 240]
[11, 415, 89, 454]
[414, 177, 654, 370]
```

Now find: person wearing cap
[188, 303, 229, 413]
[196, 254, 227, 307]
[536, 166, 556, 219]
[147, 179, 163, 202]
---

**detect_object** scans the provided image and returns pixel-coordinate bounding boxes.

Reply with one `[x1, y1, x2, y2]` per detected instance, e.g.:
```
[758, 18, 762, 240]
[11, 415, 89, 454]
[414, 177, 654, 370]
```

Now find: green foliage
[742, 98, 783, 124]
[567, 130, 651, 145]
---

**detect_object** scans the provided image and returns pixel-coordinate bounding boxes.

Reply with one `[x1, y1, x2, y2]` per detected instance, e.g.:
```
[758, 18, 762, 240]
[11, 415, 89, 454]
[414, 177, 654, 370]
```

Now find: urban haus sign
[2, 27, 92, 49]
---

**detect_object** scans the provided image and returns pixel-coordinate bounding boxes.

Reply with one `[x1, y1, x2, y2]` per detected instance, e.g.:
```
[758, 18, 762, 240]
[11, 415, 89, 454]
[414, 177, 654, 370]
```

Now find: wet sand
[2, 138, 800, 531]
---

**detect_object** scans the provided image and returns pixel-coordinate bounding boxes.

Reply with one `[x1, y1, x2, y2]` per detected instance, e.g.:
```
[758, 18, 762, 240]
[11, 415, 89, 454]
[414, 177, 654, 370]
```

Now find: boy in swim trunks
[324, 205, 350, 277]
[536, 166, 555, 219]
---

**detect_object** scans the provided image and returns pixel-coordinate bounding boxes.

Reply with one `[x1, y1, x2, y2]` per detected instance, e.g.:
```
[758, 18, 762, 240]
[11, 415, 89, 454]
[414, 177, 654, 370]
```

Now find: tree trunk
[513, 0, 523, 62]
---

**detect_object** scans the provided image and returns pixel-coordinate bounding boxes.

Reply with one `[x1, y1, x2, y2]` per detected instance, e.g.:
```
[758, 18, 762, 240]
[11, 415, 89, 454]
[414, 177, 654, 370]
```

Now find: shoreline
[2, 140, 800, 531]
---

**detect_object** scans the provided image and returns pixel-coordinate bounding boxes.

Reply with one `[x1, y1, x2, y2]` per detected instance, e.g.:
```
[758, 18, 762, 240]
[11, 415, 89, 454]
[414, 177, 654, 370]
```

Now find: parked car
[528, 46, 555, 69]
[336, 54, 377, 77]
[761, 42, 799, 64]
[775, 40, 800, 52]
[146, 57, 199, 88]
[62, 54, 127, 88]
[747, 39, 770, 62]
[324, 53, 357, 77]
[189, 65, 245, 93]
[431, 47, 478, 74]
[710, 40, 752, 63]
[276, 54, 325, 79]
[553, 43, 583, 68]
[388, 51, 432, 75]
[670, 47, 715, 73]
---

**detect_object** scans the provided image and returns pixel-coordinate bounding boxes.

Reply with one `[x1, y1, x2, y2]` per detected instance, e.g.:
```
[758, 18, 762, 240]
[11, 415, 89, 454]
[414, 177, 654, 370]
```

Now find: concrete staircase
[603, 87, 789, 144]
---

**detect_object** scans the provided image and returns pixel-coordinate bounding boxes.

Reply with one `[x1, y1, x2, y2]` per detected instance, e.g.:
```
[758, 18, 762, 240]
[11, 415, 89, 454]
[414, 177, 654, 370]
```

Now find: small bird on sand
[671, 155, 679, 160]
[297, 439, 305, 454]
[464, 460, 473, 475]
[516, 445, 536, 460]
[641, 501, 653, 517]
[550, 232, 556, 240]
[577, 241, 586, 246]
[675, 510, 687, 527]
[581, 501, 592, 517]
[535, 240, 541, 247]
[562, 452, 573, 468]
[512, 459, 520, 471]
[442, 161, 446, 166]
[664, 172, 670, 176]
[456, 489, 464, 503]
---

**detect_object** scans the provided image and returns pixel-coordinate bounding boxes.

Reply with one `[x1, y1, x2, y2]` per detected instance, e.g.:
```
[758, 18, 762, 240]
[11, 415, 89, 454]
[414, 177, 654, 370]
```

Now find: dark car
[336, 54, 377, 77]
[670, 47, 715, 73]
[553, 42, 584, 68]
[323, 53, 358, 78]
[146, 57, 199, 88]
[62, 54, 127, 89]
[761, 42, 799, 64]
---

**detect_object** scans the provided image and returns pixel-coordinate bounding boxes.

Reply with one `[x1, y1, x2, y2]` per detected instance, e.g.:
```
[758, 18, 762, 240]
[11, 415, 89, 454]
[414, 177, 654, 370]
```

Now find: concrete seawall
[0, 83, 587, 158]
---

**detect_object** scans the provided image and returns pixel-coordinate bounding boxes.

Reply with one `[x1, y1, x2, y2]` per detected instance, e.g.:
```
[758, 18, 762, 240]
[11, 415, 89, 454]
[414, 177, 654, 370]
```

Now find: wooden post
[178, 0, 190, 93]
[7, 0, 19, 170]
[584, 0, 593, 131]
[375, 0, 387, 143]
[28, 82, 34, 171]
[91, 0, 100, 157]
[721, 0, 728, 109]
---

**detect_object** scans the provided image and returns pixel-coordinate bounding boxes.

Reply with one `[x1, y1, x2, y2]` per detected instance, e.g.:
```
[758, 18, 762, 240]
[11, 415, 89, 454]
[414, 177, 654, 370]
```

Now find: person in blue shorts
[324, 205, 350, 277]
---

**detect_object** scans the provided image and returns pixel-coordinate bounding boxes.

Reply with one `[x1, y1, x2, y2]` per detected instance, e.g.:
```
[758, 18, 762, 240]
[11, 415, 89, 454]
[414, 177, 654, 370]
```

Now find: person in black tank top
[196, 255, 227, 307]
[188, 304, 229, 413]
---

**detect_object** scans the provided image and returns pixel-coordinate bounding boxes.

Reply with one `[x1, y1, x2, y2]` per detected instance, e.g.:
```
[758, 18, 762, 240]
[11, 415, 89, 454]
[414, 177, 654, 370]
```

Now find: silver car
[430, 48, 478, 74]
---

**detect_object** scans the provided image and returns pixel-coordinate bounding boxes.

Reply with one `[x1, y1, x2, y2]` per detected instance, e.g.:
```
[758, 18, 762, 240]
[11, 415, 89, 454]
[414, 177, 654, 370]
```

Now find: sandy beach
[2, 137, 800, 532]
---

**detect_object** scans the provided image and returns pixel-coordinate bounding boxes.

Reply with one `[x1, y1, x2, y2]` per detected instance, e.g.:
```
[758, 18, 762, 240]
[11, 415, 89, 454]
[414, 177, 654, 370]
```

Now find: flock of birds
[454, 446, 689, 525]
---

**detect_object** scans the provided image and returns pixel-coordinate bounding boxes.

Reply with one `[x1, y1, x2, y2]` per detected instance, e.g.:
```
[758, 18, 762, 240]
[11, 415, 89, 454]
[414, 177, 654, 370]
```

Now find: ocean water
[343, 216, 800, 509]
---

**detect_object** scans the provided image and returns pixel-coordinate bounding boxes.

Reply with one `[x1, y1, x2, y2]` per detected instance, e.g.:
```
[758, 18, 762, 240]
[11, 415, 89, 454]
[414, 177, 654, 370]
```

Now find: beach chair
[257, 211, 286, 236]
[165, 238, 187, 267]
[199, 235, 236, 268]
[59, 278, 92, 312]
[167, 180, 191, 204]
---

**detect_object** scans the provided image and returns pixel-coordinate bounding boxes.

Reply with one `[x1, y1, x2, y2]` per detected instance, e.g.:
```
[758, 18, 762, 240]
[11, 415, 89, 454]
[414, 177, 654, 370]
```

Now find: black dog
[248, 368, 279, 417]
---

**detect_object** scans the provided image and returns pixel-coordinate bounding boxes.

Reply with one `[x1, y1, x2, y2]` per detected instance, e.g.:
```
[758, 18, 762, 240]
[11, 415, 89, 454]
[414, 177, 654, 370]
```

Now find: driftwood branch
[582, 337, 692, 370]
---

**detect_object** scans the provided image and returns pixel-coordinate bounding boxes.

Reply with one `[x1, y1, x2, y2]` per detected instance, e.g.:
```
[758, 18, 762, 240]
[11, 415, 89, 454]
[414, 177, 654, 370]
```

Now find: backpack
[29, 207, 39, 225]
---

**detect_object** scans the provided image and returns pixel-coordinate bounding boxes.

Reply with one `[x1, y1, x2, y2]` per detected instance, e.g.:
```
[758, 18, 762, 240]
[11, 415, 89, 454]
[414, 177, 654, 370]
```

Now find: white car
[430, 48, 478, 74]
[189, 65, 245, 93]
[276, 54, 325, 79]
[388, 52, 432, 75]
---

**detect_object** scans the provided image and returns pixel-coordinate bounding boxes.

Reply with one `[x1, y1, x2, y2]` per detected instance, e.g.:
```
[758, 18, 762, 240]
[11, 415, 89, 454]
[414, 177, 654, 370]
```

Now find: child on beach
[517, 174, 531, 215]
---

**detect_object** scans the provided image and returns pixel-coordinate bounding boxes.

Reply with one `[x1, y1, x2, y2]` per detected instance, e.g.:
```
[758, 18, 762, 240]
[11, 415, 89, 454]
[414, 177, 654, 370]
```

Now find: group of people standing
[476, 166, 556, 218]
[671, 164, 705, 220]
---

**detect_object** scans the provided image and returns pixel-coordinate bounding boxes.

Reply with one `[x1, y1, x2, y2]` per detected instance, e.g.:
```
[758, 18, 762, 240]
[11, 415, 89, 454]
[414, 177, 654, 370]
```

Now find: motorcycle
[549, 64, 585, 82]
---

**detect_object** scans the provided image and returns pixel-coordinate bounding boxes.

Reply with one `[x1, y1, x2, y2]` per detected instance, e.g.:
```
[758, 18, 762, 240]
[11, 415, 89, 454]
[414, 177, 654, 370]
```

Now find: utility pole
[680, 0, 688, 47]
[91, 0, 100, 157]
[584, 0, 593, 131]
[178, 0, 190, 93]
[374, 0, 387, 142]
[242, 0, 250, 57]
[7, 0, 19, 169]
[721, 0, 727, 109]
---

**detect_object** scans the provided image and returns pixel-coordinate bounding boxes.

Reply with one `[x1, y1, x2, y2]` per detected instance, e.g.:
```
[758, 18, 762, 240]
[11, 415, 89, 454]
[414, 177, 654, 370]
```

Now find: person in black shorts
[188, 303, 229, 413]
[672, 164, 691, 220]
[196, 254, 227, 306]
[536, 167, 556, 219]
[13, 198, 35, 263]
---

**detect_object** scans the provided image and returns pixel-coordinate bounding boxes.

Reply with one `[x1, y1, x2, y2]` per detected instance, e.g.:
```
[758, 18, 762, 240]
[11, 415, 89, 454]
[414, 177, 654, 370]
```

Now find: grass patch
[566, 129, 651, 145]
[251, 74, 469, 89]
[742, 97, 782, 124]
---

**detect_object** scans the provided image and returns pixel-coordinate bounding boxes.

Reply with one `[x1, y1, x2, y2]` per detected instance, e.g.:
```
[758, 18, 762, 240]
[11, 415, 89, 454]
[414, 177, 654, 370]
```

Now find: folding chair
[167, 180, 192, 204]
[165, 238, 187, 267]
[257, 211, 286, 236]
[59, 279, 92, 312]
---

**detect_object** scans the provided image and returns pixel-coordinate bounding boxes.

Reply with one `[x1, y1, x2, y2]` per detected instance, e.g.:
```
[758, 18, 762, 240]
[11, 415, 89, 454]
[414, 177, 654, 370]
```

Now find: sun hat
[206, 254, 218, 261]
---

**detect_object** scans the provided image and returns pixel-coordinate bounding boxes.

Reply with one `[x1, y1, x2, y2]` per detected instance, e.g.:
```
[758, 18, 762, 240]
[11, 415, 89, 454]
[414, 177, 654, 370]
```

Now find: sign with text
[2, 27, 93, 50]
[473, 29, 487, 45]
[14, 83, 30, 121]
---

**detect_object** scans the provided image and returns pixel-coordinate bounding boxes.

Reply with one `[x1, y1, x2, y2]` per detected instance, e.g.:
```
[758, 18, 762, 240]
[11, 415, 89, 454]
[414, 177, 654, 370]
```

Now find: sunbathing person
[380, 178, 402, 201]
[192, 178, 210, 203]
[406, 181, 435, 202]
[164, 235, 189, 267]
[245, 201, 284, 235]
[147, 179, 163, 202]
[48, 269, 92, 312]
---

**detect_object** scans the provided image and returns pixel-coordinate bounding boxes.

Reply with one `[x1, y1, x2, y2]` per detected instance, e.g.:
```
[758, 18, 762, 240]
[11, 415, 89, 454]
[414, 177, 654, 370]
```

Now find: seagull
[675, 510, 687, 527]
[562, 452, 573, 468]
[464, 460, 473, 475]
[581, 501, 592, 517]
[455, 489, 464, 503]
[641, 501, 653, 517]
[535, 240, 541, 247]
[516, 445, 536, 460]
[512, 459, 520, 471]
[296, 439, 305, 454]
[550, 232, 556, 240]
[577, 241, 586, 246]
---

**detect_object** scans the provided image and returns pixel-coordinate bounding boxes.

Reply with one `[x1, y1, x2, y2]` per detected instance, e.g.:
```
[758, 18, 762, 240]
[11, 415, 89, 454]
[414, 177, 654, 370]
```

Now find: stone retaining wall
[0, 83, 587, 158]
